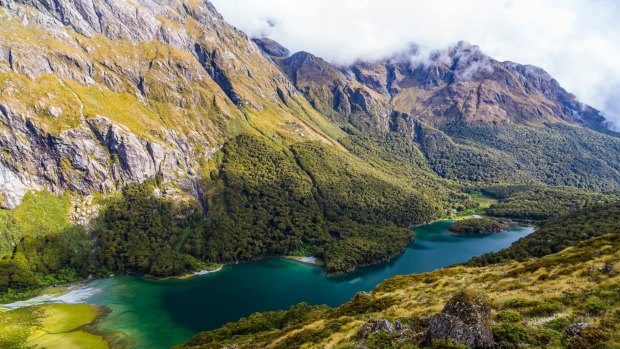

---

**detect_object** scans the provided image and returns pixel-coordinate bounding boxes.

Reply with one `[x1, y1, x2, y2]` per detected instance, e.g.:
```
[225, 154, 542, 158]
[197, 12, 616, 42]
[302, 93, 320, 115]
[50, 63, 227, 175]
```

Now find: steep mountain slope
[256, 39, 620, 190]
[0, 0, 342, 209]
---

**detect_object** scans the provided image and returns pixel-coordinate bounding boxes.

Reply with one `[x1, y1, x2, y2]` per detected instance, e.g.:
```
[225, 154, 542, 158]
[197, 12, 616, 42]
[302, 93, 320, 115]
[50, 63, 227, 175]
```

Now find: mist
[211, 0, 620, 129]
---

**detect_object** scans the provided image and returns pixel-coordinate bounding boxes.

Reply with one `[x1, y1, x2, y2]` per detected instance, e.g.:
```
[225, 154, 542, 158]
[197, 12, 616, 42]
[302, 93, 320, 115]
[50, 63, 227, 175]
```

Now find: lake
[84, 220, 534, 348]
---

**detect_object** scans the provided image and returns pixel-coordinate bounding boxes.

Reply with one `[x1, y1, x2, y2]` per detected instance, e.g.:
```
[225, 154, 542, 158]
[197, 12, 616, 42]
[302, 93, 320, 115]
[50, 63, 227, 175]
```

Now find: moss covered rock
[424, 290, 494, 348]
[357, 319, 396, 339]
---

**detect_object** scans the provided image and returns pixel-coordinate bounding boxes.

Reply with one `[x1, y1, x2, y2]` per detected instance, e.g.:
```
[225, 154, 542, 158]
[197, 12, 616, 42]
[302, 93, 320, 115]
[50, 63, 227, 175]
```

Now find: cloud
[210, 0, 620, 129]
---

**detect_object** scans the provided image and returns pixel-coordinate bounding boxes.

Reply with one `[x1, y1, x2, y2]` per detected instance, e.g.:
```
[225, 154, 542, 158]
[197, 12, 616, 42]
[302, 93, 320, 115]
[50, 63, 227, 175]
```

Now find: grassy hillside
[178, 234, 620, 349]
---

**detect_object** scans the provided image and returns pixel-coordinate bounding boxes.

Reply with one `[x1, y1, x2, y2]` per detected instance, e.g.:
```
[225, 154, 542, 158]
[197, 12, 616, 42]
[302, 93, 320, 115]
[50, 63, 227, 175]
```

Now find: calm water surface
[86, 221, 534, 348]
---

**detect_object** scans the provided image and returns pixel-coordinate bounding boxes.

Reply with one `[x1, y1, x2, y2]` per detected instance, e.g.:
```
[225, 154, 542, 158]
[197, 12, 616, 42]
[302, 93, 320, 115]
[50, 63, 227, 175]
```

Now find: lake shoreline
[1, 221, 535, 349]
[1, 215, 535, 309]
[1, 216, 534, 308]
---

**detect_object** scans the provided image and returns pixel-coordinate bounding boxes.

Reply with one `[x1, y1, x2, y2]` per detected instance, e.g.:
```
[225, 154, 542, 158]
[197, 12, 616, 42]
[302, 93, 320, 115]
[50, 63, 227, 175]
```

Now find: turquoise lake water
[85, 220, 534, 348]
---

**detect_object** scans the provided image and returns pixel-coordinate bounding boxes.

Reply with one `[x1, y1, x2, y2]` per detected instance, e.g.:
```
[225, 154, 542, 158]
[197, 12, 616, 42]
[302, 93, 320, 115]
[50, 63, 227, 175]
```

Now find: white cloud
[211, 0, 620, 129]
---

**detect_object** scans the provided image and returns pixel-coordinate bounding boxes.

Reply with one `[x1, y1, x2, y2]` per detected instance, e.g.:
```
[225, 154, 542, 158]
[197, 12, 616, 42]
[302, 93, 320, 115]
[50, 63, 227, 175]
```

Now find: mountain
[256, 38, 609, 131]
[255, 38, 620, 189]
[0, 0, 342, 210]
[0, 0, 619, 297]
[0, 0, 618, 213]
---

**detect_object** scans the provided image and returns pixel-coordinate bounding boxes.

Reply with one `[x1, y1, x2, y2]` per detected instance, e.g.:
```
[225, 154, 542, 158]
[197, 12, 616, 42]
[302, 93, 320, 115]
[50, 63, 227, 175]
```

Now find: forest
[482, 185, 618, 220]
[202, 135, 432, 273]
[448, 218, 509, 235]
[444, 121, 620, 191]
[467, 201, 620, 265]
[94, 182, 205, 277]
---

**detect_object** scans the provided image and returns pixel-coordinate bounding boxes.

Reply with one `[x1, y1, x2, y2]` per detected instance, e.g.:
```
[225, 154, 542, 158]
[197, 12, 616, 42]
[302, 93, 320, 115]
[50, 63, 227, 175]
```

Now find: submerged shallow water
[80, 221, 533, 348]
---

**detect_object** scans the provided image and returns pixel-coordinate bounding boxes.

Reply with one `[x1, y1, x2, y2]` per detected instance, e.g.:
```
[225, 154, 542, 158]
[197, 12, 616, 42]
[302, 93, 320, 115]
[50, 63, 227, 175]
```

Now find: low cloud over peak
[211, 0, 620, 130]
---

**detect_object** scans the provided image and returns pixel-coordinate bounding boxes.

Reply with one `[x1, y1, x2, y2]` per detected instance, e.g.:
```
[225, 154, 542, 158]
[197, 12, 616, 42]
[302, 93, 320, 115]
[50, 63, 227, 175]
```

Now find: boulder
[565, 322, 589, 337]
[357, 319, 396, 339]
[423, 290, 494, 348]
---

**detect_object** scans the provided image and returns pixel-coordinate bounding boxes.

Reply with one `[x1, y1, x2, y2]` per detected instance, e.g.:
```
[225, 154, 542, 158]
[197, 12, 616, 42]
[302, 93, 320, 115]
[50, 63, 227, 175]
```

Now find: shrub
[493, 323, 532, 347]
[567, 327, 609, 349]
[495, 310, 523, 323]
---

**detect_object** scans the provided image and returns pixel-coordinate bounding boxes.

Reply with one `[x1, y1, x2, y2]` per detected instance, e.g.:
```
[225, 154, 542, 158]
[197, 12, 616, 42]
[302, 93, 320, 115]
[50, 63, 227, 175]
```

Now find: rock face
[261, 40, 610, 133]
[0, 0, 333, 209]
[565, 322, 590, 337]
[357, 319, 396, 339]
[423, 290, 494, 348]
[0, 0, 619, 209]
[253, 38, 290, 58]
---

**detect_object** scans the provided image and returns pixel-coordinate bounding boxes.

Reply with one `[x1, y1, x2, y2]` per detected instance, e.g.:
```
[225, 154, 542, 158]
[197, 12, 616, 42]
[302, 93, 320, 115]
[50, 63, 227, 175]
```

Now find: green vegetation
[0, 226, 91, 295]
[177, 234, 620, 349]
[448, 218, 509, 235]
[202, 134, 441, 273]
[291, 141, 440, 226]
[202, 134, 324, 262]
[482, 185, 618, 220]
[0, 191, 72, 258]
[0, 306, 41, 348]
[468, 201, 620, 265]
[179, 302, 330, 348]
[444, 121, 620, 191]
[94, 182, 204, 277]
[322, 221, 412, 274]
[0, 191, 90, 297]
[0, 304, 107, 349]
[419, 125, 528, 184]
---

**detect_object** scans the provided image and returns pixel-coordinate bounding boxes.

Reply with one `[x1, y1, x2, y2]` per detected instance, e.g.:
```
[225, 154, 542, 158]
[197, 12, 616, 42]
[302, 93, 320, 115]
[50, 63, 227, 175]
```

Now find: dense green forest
[94, 183, 204, 277]
[0, 192, 91, 300]
[482, 185, 618, 220]
[448, 218, 509, 235]
[468, 201, 620, 265]
[291, 141, 441, 226]
[418, 125, 529, 184]
[444, 122, 620, 191]
[202, 134, 434, 273]
[0, 227, 90, 298]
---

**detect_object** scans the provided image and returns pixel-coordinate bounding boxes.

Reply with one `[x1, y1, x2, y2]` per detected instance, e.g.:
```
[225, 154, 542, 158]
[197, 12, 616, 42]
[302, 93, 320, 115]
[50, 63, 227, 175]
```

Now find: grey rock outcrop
[253, 38, 290, 58]
[0, 103, 195, 208]
[565, 322, 590, 337]
[357, 319, 396, 339]
[423, 290, 494, 348]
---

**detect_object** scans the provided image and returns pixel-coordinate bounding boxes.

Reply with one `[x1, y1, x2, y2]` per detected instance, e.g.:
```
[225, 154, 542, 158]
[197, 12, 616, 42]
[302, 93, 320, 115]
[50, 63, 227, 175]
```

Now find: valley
[0, 0, 618, 348]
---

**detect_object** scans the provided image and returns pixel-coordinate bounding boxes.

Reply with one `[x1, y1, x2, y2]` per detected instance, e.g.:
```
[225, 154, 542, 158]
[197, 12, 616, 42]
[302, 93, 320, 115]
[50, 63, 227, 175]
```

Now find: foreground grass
[0, 304, 107, 349]
[178, 234, 620, 348]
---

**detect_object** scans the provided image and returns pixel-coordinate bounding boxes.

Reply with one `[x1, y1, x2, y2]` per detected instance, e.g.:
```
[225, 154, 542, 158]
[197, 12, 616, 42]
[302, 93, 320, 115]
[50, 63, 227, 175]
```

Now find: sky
[210, 0, 620, 130]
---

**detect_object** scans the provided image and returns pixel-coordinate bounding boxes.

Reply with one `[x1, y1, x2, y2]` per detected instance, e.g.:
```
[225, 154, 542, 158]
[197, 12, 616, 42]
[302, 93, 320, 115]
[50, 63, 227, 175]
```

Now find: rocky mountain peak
[9, 0, 223, 47]
[252, 37, 289, 58]
[254, 37, 611, 132]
